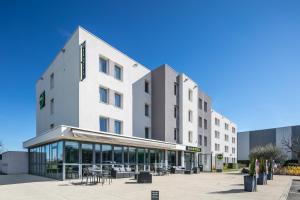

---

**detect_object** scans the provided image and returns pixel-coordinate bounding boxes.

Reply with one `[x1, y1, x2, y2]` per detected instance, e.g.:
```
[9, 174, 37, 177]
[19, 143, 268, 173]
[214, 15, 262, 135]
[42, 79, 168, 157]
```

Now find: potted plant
[267, 160, 273, 180]
[244, 160, 257, 192]
[257, 159, 267, 185]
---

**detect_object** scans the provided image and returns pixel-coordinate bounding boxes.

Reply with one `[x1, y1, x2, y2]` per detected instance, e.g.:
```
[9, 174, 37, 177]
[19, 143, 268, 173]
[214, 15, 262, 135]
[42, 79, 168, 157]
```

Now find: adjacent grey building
[238, 125, 300, 161]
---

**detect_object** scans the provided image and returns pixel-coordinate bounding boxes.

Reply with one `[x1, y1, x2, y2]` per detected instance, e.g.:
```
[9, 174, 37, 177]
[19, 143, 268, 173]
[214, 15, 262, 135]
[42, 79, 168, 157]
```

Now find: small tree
[282, 136, 300, 164]
[249, 159, 256, 176]
[249, 144, 286, 163]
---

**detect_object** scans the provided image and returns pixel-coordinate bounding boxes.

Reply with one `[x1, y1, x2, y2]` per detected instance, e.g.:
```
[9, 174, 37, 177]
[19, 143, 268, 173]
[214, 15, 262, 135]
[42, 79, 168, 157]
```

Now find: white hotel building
[23, 26, 236, 180]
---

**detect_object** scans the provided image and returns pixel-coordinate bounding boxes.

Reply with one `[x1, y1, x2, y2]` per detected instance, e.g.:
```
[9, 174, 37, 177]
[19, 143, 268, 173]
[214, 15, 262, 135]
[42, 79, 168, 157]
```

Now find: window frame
[114, 64, 122, 81]
[99, 116, 109, 132]
[99, 57, 109, 74]
[114, 92, 122, 108]
[99, 87, 109, 104]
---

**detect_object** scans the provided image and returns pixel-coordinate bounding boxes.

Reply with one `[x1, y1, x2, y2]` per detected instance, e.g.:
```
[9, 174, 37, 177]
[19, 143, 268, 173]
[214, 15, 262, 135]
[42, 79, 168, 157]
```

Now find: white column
[181, 151, 185, 167]
[165, 150, 168, 169]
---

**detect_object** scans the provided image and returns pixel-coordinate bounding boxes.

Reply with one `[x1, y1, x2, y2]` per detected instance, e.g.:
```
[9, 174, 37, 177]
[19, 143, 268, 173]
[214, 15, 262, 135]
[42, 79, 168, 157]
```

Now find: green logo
[39, 91, 45, 109]
[216, 154, 223, 160]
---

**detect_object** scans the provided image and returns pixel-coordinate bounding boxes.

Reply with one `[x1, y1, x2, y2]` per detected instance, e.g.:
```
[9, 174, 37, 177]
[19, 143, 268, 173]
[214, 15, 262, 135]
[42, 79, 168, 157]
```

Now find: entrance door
[184, 152, 193, 170]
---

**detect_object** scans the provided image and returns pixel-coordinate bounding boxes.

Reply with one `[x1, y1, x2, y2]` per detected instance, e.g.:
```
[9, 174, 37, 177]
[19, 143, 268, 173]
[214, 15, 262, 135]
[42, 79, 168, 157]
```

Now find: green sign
[39, 91, 45, 109]
[216, 154, 223, 160]
[186, 146, 201, 152]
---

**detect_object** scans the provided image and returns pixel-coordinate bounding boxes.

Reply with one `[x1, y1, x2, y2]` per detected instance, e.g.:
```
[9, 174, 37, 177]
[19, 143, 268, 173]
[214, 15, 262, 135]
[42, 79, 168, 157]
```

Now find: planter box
[257, 173, 267, 185]
[267, 172, 273, 180]
[244, 175, 257, 192]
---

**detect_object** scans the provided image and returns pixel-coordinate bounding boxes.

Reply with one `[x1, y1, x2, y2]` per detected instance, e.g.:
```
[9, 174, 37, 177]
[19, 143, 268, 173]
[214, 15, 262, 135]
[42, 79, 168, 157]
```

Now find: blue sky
[1, 0, 300, 151]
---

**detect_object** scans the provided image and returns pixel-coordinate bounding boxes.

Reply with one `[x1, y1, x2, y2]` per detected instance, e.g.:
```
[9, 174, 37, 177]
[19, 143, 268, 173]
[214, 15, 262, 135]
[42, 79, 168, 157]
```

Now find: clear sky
[0, 0, 300, 151]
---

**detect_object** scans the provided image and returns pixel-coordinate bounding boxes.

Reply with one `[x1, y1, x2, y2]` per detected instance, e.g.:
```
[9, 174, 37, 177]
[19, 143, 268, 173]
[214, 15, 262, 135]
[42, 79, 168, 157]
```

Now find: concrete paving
[0, 173, 295, 200]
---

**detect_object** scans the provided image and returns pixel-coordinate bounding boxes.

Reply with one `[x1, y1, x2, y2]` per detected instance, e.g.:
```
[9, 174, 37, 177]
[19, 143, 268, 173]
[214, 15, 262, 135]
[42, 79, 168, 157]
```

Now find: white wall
[179, 74, 198, 147]
[78, 27, 151, 137]
[36, 29, 80, 135]
[211, 110, 237, 165]
[1, 151, 28, 174]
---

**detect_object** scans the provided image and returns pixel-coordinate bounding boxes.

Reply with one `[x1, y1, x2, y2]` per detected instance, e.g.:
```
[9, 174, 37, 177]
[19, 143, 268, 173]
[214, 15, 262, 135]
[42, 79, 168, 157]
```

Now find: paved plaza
[0, 172, 296, 200]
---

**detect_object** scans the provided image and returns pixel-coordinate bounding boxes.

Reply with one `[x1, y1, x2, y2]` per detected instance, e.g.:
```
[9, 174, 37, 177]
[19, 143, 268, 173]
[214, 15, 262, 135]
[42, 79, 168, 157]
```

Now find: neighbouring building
[238, 125, 300, 162]
[0, 151, 28, 174]
[211, 110, 237, 167]
[23, 26, 235, 180]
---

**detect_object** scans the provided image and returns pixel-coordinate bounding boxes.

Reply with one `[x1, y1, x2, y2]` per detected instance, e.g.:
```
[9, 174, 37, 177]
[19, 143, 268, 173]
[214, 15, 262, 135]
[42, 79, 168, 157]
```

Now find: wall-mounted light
[132, 63, 138, 68]
[184, 78, 188, 82]
[193, 85, 198, 89]
[61, 48, 66, 53]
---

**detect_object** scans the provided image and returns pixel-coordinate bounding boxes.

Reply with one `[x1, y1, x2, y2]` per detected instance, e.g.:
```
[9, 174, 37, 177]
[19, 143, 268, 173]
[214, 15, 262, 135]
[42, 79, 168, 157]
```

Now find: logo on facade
[80, 41, 86, 81]
[186, 146, 201, 152]
[39, 91, 45, 109]
[216, 154, 223, 160]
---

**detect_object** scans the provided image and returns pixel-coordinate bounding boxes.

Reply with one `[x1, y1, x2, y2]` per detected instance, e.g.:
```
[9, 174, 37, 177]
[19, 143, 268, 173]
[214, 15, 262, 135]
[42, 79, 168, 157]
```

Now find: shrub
[259, 159, 266, 173]
[249, 144, 287, 164]
[284, 160, 299, 166]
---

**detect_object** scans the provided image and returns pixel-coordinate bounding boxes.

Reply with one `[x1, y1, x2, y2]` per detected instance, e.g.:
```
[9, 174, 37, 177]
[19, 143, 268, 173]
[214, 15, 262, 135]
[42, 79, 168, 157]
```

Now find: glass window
[188, 89, 193, 101]
[204, 119, 207, 129]
[100, 57, 108, 73]
[204, 136, 207, 147]
[114, 93, 122, 108]
[114, 65, 122, 80]
[114, 146, 123, 164]
[100, 117, 108, 132]
[57, 141, 63, 164]
[137, 148, 145, 164]
[145, 81, 149, 93]
[102, 144, 112, 163]
[188, 131, 193, 142]
[198, 117, 202, 127]
[168, 151, 176, 167]
[198, 135, 202, 146]
[95, 144, 101, 164]
[174, 83, 177, 95]
[100, 87, 108, 103]
[198, 98, 202, 109]
[145, 104, 150, 117]
[50, 99, 54, 114]
[145, 127, 149, 138]
[82, 143, 93, 164]
[204, 101, 208, 112]
[174, 128, 177, 140]
[174, 106, 177, 118]
[128, 147, 136, 164]
[50, 73, 54, 89]
[188, 110, 193, 122]
[65, 141, 79, 163]
[114, 120, 122, 134]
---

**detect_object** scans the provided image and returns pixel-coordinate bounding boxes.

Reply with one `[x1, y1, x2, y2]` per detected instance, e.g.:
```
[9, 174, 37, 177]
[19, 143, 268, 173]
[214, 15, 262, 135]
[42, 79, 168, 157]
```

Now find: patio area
[0, 172, 295, 200]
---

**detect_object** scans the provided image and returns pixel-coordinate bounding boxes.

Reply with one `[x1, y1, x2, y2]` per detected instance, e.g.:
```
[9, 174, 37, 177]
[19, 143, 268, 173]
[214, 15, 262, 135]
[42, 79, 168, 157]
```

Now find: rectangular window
[204, 136, 207, 147]
[215, 131, 220, 139]
[198, 135, 202, 146]
[145, 104, 150, 117]
[80, 42, 86, 80]
[232, 127, 236, 133]
[50, 73, 54, 89]
[114, 93, 122, 108]
[204, 101, 207, 112]
[174, 128, 177, 140]
[99, 117, 108, 132]
[198, 98, 202, 109]
[225, 134, 229, 141]
[145, 127, 149, 139]
[174, 83, 177, 95]
[188, 131, 193, 143]
[225, 123, 229, 130]
[198, 117, 202, 127]
[188, 89, 193, 101]
[188, 110, 193, 122]
[215, 143, 220, 151]
[100, 57, 108, 74]
[232, 137, 236, 143]
[50, 98, 54, 114]
[225, 146, 229, 153]
[145, 80, 149, 93]
[100, 87, 108, 103]
[174, 106, 177, 118]
[114, 120, 122, 134]
[204, 119, 207, 130]
[232, 147, 236, 154]
[114, 65, 122, 80]
[215, 118, 220, 126]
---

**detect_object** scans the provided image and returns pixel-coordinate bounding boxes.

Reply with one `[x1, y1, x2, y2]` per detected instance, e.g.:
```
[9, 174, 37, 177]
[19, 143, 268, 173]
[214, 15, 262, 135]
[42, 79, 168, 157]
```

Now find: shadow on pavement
[209, 189, 245, 194]
[0, 174, 55, 186]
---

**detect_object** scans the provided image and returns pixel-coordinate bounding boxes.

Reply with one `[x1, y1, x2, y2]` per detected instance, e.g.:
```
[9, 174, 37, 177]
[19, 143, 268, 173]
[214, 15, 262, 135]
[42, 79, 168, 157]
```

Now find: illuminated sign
[39, 91, 45, 109]
[186, 146, 201, 152]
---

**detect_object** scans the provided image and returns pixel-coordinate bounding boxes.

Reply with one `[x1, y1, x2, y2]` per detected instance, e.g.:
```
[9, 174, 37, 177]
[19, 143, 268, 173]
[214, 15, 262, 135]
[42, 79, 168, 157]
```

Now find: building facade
[24, 26, 235, 180]
[211, 110, 237, 167]
[238, 125, 300, 162]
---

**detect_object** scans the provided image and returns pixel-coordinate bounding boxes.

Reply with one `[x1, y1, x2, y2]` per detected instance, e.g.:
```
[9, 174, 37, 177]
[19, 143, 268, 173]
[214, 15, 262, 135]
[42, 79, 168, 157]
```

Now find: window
[188, 110, 193, 122]
[198, 117, 202, 127]
[114, 93, 122, 108]
[50, 123, 54, 129]
[204, 119, 207, 129]
[145, 80, 149, 93]
[198, 98, 202, 109]
[174, 128, 178, 140]
[204, 101, 207, 112]
[100, 87, 109, 103]
[114, 120, 122, 134]
[215, 131, 220, 139]
[225, 123, 229, 130]
[174, 83, 178, 95]
[145, 104, 150, 117]
[204, 136, 207, 147]
[225, 145, 229, 153]
[99, 117, 108, 132]
[215, 118, 220, 126]
[100, 57, 108, 73]
[225, 134, 229, 141]
[50, 98, 54, 114]
[50, 73, 54, 89]
[215, 143, 220, 151]
[232, 127, 236, 133]
[232, 137, 236, 143]
[114, 65, 122, 80]
[174, 106, 177, 118]
[198, 135, 202, 146]
[188, 89, 193, 101]
[145, 127, 149, 139]
[232, 147, 236, 154]
[188, 131, 193, 143]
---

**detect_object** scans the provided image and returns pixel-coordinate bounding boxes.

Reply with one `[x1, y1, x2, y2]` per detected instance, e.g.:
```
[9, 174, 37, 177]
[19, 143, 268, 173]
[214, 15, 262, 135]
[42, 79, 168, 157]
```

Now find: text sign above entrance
[186, 146, 201, 152]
